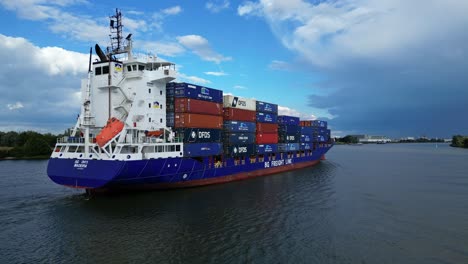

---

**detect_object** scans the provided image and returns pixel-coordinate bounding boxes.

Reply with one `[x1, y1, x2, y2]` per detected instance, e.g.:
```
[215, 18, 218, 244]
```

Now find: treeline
[451, 135, 468, 148]
[0, 131, 59, 159]
[335, 135, 359, 144]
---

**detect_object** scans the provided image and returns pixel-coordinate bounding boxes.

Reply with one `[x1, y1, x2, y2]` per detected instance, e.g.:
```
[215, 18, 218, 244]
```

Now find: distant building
[351, 135, 392, 143]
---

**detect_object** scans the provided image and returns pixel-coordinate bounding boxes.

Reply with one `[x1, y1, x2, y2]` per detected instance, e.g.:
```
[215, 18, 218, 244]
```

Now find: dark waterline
[1, 143, 468, 263]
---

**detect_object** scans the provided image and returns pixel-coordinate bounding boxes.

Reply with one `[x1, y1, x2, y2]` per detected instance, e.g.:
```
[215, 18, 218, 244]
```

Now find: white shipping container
[223, 95, 256, 111]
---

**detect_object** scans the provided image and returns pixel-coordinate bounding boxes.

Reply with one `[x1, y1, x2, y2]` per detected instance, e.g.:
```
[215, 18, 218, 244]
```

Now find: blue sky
[1, 0, 467, 138]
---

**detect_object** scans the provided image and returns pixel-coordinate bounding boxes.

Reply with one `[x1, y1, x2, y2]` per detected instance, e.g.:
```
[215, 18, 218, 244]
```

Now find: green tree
[23, 136, 52, 156]
[342, 135, 359, 144]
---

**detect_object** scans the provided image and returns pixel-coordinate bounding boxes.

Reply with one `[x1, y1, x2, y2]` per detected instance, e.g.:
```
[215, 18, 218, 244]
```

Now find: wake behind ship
[47, 9, 333, 193]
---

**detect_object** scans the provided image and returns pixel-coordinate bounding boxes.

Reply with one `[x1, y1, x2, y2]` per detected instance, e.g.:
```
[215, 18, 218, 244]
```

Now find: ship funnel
[95, 44, 108, 62]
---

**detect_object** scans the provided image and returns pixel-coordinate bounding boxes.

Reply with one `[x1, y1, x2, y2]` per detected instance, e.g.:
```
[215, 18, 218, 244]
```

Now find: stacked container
[299, 119, 330, 148]
[277, 115, 301, 152]
[223, 95, 256, 157]
[255, 101, 279, 155]
[167, 82, 224, 157]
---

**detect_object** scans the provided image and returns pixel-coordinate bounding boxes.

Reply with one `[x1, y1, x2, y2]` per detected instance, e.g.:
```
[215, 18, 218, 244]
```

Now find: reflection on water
[1, 144, 468, 263]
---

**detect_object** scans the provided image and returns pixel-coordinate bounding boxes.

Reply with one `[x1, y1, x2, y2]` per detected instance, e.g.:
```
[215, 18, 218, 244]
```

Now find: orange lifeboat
[145, 130, 164, 137]
[96, 117, 124, 147]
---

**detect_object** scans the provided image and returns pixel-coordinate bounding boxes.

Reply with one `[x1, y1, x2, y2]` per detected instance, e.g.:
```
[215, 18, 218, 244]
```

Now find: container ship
[47, 10, 333, 193]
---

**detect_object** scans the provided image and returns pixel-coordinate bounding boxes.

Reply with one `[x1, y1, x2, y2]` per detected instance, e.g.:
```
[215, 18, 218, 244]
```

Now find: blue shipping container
[279, 125, 301, 134]
[277, 115, 300, 126]
[278, 143, 300, 152]
[223, 133, 256, 144]
[255, 144, 278, 154]
[312, 120, 328, 128]
[184, 143, 223, 157]
[313, 135, 328, 142]
[300, 134, 312, 142]
[300, 143, 312, 150]
[176, 128, 222, 143]
[174, 83, 223, 103]
[256, 112, 278, 123]
[223, 121, 256, 133]
[256, 101, 278, 113]
[224, 144, 256, 157]
[278, 132, 301, 143]
[301, 126, 317, 134]
[166, 112, 174, 127]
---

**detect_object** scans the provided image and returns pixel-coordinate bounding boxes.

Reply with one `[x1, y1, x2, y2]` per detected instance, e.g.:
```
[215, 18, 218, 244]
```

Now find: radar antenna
[107, 8, 132, 59]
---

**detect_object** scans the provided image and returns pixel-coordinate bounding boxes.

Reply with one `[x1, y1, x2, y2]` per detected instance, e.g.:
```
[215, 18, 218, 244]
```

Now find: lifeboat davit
[95, 117, 125, 147]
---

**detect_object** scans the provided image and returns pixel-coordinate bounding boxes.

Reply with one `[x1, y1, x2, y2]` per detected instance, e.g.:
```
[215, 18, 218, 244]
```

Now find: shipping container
[300, 143, 312, 150]
[277, 115, 300, 126]
[313, 135, 328, 142]
[224, 144, 256, 157]
[301, 126, 316, 134]
[174, 83, 223, 103]
[166, 86, 175, 96]
[256, 133, 278, 144]
[174, 113, 223, 129]
[223, 95, 256, 111]
[312, 120, 328, 128]
[278, 124, 301, 134]
[278, 132, 301, 143]
[255, 144, 278, 154]
[300, 134, 312, 143]
[174, 98, 223, 116]
[175, 128, 222, 143]
[223, 121, 256, 133]
[223, 132, 256, 144]
[256, 101, 278, 113]
[184, 143, 223, 157]
[223, 108, 256, 122]
[278, 143, 300, 152]
[166, 112, 174, 127]
[300, 120, 312, 127]
[256, 122, 278, 133]
[256, 112, 278, 123]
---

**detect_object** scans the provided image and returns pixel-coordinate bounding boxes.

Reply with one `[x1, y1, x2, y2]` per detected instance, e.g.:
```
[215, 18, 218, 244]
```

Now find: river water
[1, 143, 467, 263]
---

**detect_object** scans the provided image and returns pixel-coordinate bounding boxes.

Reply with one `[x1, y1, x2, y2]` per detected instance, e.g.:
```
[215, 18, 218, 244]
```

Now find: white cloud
[204, 71, 228, 76]
[206, 0, 230, 13]
[237, 1, 261, 16]
[269, 60, 292, 71]
[162, 6, 182, 15]
[178, 73, 211, 85]
[139, 41, 185, 57]
[233, 85, 247, 89]
[278, 106, 316, 120]
[177, 35, 232, 64]
[0, 34, 89, 131]
[7, 102, 24, 110]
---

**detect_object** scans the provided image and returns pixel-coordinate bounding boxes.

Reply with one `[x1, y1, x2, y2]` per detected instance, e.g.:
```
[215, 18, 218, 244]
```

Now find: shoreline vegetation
[0, 131, 58, 160]
[451, 135, 468, 149]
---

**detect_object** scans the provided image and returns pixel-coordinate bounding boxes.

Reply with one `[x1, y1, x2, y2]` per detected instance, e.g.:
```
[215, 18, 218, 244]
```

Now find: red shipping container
[174, 113, 223, 129]
[256, 133, 278, 144]
[300, 120, 312, 127]
[256, 122, 278, 133]
[223, 108, 256, 122]
[174, 98, 223, 116]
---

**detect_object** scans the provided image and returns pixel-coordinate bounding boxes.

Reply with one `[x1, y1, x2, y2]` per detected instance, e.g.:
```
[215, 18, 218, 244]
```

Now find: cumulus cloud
[268, 60, 292, 71]
[162, 6, 182, 15]
[239, 0, 468, 137]
[206, 0, 230, 13]
[204, 71, 228, 76]
[139, 41, 185, 57]
[177, 35, 232, 64]
[7, 102, 24, 110]
[0, 34, 88, 131]
[278, 106, 316, 120]
[177, 73, 211, 85]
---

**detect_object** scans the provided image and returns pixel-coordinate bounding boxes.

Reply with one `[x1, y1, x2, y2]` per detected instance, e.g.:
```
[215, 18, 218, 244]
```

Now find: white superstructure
[52, 9, 182, 161]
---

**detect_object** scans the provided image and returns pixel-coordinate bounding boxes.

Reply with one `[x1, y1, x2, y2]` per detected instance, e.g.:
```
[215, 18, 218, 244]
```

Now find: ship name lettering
[285, 159, 292, 165]
[270, 160, 284, 167]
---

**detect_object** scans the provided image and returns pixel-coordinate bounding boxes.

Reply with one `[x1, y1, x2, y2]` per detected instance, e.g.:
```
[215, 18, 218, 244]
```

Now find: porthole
[127, 155, 131, 159]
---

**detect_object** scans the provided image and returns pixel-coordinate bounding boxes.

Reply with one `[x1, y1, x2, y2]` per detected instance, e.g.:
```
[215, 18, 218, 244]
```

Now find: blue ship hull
[47, 145, 332, 192]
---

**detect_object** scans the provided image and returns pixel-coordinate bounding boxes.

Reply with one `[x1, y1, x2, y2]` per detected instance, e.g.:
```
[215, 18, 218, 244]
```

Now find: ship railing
[57, 136, 86, 144]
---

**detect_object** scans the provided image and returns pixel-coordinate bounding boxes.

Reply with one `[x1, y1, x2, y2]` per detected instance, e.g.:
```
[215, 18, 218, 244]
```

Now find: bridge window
[138, 65, 145, 71]
[95, 67, 102, 75]
[127, 65, 132, 72]
[132, 65, 137, 71]
[103, 66, 109, 74]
